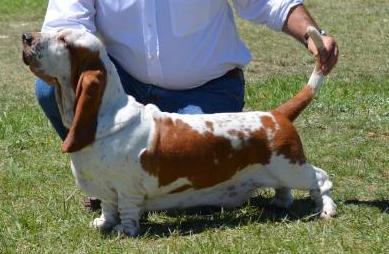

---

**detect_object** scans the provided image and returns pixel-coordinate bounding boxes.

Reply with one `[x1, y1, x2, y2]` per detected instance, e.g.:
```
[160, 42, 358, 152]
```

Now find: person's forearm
[282, 4, 319, 45]
[282, 4, 339, 75]
[42, 0, 96, 33]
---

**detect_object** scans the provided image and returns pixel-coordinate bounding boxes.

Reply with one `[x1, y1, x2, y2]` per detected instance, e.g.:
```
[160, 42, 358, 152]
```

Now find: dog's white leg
[267, 159, 336, 218]
[308, 165, 337, 219]
[91, 199, 120, 230]
[271, 188, 294, 208]
[113, 193, 144, 237]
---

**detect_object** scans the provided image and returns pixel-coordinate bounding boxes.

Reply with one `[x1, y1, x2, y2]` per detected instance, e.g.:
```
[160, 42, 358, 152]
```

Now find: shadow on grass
[344, 199, 389, 214]
[135, 196, 319, 238]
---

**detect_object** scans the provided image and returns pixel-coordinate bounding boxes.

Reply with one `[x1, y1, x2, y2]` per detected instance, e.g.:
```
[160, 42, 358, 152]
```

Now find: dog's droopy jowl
[22, 27, 336, 236]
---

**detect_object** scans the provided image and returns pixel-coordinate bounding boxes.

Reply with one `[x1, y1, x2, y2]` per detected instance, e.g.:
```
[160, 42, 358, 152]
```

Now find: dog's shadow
[344, 199, 389, 214]
[136, 195, 319, 238]
[100, 197, 389, 238]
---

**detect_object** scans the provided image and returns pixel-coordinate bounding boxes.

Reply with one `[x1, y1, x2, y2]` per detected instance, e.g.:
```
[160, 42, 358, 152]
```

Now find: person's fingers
[323, 49, 338, 75]
[308, 35, 339, 75]
[320, 42, 339, 75]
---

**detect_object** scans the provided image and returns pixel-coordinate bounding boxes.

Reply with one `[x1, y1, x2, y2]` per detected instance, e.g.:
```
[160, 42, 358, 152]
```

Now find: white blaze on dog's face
[22, 29, 104, 84]
[22, 31, 71, 85]
[22, 29, 107, 153]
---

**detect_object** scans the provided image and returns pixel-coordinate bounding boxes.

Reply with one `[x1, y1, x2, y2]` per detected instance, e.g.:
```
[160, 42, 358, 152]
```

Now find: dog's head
[22, 29, 107, 153]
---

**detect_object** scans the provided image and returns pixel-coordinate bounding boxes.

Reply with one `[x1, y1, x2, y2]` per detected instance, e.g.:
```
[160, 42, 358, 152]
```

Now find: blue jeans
[35, 58, 245, 140]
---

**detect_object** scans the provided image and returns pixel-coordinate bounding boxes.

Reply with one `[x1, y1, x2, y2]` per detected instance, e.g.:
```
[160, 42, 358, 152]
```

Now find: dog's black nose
[22, 33, 33, 46]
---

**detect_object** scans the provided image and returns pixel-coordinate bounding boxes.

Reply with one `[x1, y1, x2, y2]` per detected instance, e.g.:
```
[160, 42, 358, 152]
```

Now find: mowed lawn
[0, 0, 388, 253]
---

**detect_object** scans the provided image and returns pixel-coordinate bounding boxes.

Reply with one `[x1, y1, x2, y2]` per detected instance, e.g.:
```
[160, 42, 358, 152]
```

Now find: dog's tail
[274, 26, 326, 121]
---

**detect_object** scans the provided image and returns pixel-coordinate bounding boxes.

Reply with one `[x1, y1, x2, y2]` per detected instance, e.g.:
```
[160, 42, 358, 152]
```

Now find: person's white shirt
[42, 0, 303, 90]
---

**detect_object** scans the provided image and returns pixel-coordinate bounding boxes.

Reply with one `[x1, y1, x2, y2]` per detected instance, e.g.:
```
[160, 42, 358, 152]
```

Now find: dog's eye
[58, 35, 66, 43]
[57, 35, 70, 48]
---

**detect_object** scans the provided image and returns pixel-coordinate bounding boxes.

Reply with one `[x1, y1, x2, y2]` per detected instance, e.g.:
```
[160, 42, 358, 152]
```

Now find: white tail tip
[308, 72, 325, 93]
[307, 26, 324, 50]
[306, 26, 325, 92]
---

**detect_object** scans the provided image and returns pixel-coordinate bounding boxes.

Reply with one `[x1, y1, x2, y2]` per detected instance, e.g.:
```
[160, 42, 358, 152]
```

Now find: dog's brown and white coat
[23, 27, 336, 236]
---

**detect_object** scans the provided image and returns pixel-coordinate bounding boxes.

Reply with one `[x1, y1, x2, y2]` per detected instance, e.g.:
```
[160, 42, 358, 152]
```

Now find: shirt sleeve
[232, 0, 304, 31]
[42, 0, 97, 33]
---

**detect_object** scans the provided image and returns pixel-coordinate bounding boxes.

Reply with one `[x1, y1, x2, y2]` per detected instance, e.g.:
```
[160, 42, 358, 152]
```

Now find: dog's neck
[94, 52, 146, 139]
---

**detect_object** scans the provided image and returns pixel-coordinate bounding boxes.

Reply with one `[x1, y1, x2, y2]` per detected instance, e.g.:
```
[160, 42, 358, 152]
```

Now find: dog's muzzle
[22, 33, 33, 46]
[22, 33, 37, 66]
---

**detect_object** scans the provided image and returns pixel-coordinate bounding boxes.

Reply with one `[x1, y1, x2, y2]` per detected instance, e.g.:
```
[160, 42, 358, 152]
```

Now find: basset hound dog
[22, 27, 336, 236]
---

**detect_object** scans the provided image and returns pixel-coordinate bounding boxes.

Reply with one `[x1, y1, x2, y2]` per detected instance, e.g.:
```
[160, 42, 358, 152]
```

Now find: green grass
[1, 1, 388, 253]
[0, 0, 47, 21]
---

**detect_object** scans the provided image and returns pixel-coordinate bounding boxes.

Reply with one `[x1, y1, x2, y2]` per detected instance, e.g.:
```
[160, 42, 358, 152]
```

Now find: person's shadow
[136, 195, 321, 237]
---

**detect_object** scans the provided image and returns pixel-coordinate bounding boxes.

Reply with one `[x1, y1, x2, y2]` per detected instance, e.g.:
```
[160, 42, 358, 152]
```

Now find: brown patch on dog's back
[140, 117, 272, 190]
[261, 115, 276, 130]
[265, 112, 306, 164]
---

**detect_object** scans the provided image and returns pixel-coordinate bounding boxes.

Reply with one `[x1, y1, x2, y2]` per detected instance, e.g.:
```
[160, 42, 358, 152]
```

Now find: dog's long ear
[61, 51, 107, 153]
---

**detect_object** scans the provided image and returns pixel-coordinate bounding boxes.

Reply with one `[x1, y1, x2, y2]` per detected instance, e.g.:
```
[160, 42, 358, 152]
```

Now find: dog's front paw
[320, 197, 337, 219]
[90, 216, 118, 231]
[113, 223, 139, 237]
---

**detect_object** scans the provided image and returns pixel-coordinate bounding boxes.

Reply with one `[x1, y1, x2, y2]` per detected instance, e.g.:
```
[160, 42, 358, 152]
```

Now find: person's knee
[34, 79, 68, 140]
[35, 79, 56, 107]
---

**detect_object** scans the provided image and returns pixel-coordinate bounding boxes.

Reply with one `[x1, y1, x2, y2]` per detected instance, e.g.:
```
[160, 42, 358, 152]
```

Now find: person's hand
[307, 35, 339, 75]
